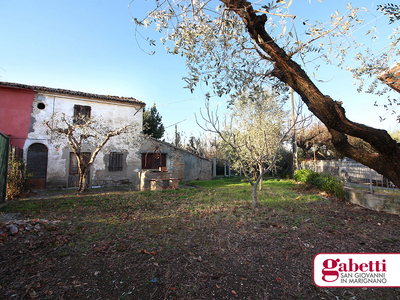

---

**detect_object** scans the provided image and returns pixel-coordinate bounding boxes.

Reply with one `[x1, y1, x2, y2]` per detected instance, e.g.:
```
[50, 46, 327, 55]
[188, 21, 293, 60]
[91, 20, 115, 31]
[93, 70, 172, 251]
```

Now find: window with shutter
[141, 153, 167, 170]
[73, 105, 91, 125]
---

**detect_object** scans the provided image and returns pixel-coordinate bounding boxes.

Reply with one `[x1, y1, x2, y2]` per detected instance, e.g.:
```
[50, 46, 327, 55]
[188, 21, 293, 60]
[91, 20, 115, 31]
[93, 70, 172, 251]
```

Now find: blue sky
[0, 0, 399, 140]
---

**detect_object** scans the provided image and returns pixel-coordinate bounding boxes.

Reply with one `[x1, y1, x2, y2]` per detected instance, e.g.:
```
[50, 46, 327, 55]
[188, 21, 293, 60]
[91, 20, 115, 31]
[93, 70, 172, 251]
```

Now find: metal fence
[300, 159, 398, 194]
[0, 132, 10, 203]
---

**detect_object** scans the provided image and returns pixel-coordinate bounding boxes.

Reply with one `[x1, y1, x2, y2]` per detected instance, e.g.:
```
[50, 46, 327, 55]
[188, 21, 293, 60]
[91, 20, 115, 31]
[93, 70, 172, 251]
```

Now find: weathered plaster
[25, 92, 143, 189]
[140, 137, 211, 191]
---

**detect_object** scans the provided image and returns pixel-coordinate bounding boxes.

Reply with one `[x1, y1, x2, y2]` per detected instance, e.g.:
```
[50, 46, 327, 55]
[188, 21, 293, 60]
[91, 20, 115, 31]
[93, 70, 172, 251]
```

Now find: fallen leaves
[21, 282, 41, 299]
[192, 256, 202, 262]
[1, 180, 400, 300]
[137, 249, 159, 255]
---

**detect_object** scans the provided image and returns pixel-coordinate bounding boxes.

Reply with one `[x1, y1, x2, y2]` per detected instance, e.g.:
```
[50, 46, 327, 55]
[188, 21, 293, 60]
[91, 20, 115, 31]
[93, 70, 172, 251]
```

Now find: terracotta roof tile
[0, 81, 146, 106]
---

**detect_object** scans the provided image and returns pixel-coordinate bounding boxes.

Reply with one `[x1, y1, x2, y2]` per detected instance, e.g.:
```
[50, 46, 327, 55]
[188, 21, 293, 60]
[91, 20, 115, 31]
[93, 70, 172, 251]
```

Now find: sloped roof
[0, 81, 146, 106]
[144, 135, 211, 161]
[378, 63, 400, 93]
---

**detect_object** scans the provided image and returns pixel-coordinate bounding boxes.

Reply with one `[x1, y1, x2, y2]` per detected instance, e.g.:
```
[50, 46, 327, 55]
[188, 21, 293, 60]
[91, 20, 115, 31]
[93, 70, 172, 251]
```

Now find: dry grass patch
[1, 177, 400, 299]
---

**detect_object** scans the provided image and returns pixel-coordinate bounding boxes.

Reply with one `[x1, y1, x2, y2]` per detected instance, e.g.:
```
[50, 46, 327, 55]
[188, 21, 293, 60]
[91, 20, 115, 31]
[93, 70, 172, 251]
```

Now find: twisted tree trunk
[222, 0, 400, 187]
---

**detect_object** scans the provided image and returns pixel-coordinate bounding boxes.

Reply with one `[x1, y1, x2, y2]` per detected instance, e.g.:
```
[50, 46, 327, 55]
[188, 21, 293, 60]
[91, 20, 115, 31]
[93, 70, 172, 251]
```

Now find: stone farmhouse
[0, 82, 211, 191]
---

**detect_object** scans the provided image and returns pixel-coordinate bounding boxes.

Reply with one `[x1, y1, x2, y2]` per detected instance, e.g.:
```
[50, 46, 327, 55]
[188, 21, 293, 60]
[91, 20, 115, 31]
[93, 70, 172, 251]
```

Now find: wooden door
[27, 143, 48, 189]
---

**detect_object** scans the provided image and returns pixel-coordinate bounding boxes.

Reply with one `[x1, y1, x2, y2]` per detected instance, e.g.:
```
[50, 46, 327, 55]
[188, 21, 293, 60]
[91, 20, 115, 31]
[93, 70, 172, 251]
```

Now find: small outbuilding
[139, 137, 212, 191]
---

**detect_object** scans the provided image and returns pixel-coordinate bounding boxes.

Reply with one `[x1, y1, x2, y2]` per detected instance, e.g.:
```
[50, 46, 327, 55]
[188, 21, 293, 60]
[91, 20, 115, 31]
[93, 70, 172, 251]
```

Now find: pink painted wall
[0, 86, 35, 149]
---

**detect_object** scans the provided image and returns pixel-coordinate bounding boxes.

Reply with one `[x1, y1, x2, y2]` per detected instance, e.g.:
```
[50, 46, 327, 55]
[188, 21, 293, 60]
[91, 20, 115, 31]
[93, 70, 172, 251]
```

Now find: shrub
[305, 171, 324, 187]
[293, 169, 312, 183]
[294, 169, 344, 199]
[321, 173, 345, 199]
[6, 156, 32, 200]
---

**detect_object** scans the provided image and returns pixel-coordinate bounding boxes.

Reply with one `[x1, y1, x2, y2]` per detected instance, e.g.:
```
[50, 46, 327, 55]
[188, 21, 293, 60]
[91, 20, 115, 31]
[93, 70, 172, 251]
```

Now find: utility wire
[157, 95, 206, 107]
[165, 98, 227, 129]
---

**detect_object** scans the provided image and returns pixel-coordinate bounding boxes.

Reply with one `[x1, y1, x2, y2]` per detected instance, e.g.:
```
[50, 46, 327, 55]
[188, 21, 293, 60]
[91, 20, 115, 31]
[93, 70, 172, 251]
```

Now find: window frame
[108, 152, 124, 172]
[141, 153, 167, 170]
[73, 104, 91, 125]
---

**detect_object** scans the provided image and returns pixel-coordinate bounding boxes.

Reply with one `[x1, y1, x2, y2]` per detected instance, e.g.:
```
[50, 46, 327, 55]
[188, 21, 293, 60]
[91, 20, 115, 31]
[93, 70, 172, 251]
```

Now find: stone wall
[301, 159, 384, 183]
[345, 187, 400, 215]
[139, 170, 175, 191]
[301, 159, 400, 214]
[140, 137, 212, 190]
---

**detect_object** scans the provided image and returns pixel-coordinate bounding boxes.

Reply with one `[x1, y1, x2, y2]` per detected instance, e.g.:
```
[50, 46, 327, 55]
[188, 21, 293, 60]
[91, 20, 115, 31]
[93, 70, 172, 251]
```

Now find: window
[141, 153, 167, 170]
[73, 105, 91, 125]
[109, 152, 123, 171]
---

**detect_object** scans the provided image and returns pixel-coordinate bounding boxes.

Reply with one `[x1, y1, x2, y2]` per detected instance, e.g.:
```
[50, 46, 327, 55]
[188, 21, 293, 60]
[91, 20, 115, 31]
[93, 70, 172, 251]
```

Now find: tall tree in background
[185, 135, 202, 156]
[143, 103, 165, 139]
[296, 120, 339, 161]
[131, 1, 400, 187]
[297, 119, 375, 161]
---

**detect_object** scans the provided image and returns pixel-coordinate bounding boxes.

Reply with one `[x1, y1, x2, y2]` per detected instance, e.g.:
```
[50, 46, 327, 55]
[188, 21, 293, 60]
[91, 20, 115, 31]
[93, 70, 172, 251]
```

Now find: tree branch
[219, 0, 400, 185]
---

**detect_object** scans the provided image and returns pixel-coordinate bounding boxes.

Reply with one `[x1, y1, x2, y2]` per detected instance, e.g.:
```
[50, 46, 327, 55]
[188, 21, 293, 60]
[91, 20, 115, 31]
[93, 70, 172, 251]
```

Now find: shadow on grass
[2, 177, 400, 300]
[1, 177, 321, 222]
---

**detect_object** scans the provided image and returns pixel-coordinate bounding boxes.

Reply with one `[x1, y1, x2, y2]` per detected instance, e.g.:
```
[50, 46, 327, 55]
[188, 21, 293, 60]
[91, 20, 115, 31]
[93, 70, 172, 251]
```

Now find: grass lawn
[1, 177, 400, 299]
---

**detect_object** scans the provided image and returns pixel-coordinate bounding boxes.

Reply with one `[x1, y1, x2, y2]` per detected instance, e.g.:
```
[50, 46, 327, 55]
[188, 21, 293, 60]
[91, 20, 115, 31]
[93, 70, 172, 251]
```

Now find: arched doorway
[27, 143, 48, 189]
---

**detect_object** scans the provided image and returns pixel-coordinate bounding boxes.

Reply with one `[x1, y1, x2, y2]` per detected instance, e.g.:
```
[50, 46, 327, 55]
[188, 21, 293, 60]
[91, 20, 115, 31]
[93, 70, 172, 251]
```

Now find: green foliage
[188, 176, 247, 188]
[321, 174, 345, 199]
[6, 156, 32, 200]
[377, 3, 400, 24]
[134, 1, 400, 107]
[294, 169, 344, 199]
[185, 135, 202, 156]
[222, 88, 288, 180]
[143, 103, 165, 139]
[293, 169, 312, 183]
[275, 147, 293, 178]
[1, 176, 399, 299]
[132, 0, 400, 188]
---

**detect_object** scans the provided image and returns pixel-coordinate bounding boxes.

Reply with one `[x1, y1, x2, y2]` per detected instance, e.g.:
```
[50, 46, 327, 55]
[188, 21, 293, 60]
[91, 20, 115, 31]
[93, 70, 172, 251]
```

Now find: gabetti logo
[322, 258, 387, 282]
[314, 253, 400, 287]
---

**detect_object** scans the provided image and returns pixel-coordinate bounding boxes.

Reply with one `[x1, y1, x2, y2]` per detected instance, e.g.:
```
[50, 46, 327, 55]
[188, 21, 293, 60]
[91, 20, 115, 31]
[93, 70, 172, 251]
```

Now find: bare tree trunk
[78, 167, 90, 193]
[252, 182, 259, 209]
[253, 166, 257, 182]
[252, 171, 265, 209]
[258, 164, 263, 191]
[45, 116, 131, 194]
[222, 0, 400, 188]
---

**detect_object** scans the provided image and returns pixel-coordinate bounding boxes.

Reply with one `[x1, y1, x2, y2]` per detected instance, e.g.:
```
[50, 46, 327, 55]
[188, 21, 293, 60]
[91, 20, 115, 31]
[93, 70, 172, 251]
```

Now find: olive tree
[198, 88, 290, 208]
[130, 1, 400, 187]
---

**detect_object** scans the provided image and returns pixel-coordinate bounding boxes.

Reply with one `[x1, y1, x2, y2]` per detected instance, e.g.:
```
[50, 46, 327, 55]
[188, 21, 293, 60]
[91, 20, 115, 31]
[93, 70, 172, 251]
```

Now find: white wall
[25, 92, 144, 189]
